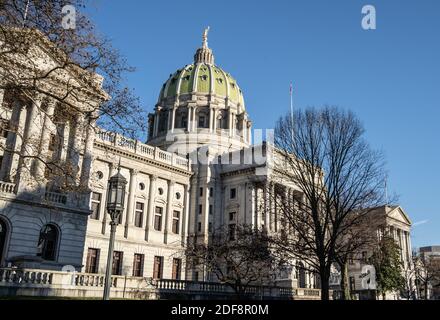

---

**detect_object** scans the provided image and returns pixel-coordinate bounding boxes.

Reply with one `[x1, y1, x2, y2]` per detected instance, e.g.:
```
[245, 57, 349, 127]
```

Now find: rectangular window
[198, 204, 202, 215]
[154, 206, 163, 231]
[209, 187, 213, 197]
[172, 258, 182, 280]
[153, 256, 163, 279]
[172, 210, 180, 234]
[349, 255, 354, 265]
[85, 248, 100, 274]
[209, 204, 213, 215]
[208, 222, 213, 233]
[198, 116, 205, 128]
[48, 134, 57, 151]
[229, 212, 236, 221]
[0, 118, 9, 138]
[362, 251, 368, 262]
[349, 276, 355, 291]
[112, 251, 123, 275]
[228, 224, 236, 241]
[199, 187, 203, 197]
[198, 222, 202, 232]
[90, 192, 102, 220]
[132, 253, 144, 277]
[134, 202, 144, 228]
[230, 188, 236, 199]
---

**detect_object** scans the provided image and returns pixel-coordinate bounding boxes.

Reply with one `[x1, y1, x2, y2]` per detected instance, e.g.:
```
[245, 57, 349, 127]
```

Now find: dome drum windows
[196, 108, 210, 129]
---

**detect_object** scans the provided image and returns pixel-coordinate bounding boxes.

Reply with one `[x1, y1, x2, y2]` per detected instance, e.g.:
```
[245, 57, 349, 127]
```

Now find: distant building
[346, 205, 414, 300]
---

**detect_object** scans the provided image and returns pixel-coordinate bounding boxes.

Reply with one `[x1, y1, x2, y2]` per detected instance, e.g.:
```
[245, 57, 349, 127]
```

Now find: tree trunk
[424, 282, 428, 300]
[340, 261, 351, 300]
[320, 265, 331, 300]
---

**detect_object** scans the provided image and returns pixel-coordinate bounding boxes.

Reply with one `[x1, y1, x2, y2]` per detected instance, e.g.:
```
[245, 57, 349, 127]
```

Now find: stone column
[34, 98, 56, 181]
[15, 94, 44, 194]
[164, 180, 175, 244]
[241, 116, 246, 140]
[187, 107, 192, 132]
[79, 116, 96, 189]
[145, 174, 157, 241]
[191, 107, 198, 132]
[251, 185, 257, 229]
[124, 169, 138, 238]
[68, 113, 85, 185]
[153, 113, 159, 137]
[228, 110, 233, 137]
[181, 184, 190, 246]
[171, 107, 176, 133]
[0, 100, 27, 182]
[212, 109, 218, 132]
[209, 107, 214, 133]
[58, 121, 70, 162]
[263, 182, 270, 231]
[405, 231, 412, 264]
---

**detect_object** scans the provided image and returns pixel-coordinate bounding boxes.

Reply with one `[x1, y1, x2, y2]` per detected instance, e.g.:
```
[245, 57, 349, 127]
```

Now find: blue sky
[87, 0, 440, 248]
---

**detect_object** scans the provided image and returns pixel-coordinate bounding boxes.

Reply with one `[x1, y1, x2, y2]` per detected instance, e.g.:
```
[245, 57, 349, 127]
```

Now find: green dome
[158, 63, 245, 107]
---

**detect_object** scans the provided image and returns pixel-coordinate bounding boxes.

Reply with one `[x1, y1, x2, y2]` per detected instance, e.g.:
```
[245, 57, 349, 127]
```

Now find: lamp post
[103, 165, 127, 300]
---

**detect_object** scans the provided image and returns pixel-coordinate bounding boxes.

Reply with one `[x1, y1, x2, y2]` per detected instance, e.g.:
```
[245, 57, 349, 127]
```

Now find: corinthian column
[67, 113, 85, 185]
[15, 94, 44, 195]
[79, 115, 97, 190]
[164, 180, 175, 244]
[124, 169, 138, 238]
[145, 174, 157, 241]
[34, 98, 56, 182]
[0, 100, 27, 182]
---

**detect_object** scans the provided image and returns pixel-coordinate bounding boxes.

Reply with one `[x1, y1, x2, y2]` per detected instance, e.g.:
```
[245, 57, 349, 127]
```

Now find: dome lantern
[194, 26, 214, 65]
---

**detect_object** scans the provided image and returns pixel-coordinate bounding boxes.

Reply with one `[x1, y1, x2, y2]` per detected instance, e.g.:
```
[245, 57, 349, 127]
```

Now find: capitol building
[0, 28, 413, 299]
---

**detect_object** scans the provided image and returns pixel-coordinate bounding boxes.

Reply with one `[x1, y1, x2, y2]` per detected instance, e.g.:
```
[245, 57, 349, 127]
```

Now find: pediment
[387, 206, 412, 226]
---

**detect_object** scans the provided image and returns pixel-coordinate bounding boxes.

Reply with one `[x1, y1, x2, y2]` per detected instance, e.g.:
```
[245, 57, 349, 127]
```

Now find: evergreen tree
[371, 235, 405, 299]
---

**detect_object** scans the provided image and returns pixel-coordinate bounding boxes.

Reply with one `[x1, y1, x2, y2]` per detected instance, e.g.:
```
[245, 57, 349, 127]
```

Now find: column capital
[150, 174, 158, 182]
[130, 168, 140, 176]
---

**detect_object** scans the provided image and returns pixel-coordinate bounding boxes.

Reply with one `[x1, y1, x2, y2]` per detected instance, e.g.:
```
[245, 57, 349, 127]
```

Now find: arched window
[0, 218, 9, 265]
[37, 224, 59, 261]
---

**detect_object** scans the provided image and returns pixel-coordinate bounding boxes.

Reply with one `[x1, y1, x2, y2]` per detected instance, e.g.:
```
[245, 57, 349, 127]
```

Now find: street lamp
[103, 165, 127, 300]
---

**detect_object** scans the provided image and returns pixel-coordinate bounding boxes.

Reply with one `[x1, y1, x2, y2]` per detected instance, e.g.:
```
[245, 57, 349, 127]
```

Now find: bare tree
[413, 252, 440, 300]
[185, 225, 276, 299]
[270, 106, 386, 300]
[0, 0, 145, 192]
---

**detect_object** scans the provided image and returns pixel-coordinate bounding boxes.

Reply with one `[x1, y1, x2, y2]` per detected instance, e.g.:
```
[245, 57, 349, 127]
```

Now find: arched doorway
[0, 218, 8, 265]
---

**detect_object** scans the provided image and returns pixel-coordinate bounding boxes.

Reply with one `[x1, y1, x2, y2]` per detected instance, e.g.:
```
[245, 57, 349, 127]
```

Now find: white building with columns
[0, 28, 413, 298]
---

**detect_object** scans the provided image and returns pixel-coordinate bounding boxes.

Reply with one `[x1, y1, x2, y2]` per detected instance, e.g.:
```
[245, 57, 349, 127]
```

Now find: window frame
[154, 206, 163, 231]
[134, 202, 144, 228]
[90, 192, 102, 220]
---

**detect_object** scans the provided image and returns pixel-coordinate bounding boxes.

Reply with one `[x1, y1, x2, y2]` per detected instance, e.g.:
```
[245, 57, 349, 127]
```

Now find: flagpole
[23, 0, 30, 27]
[290, 82, 294, 143]
[385, 176, 389, 205]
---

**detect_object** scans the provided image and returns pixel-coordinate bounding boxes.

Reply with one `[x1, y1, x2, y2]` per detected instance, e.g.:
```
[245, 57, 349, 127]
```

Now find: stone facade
[0, 28, 413, 299]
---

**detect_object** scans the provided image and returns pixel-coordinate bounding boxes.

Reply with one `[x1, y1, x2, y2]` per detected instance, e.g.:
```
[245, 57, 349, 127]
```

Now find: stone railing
[155, 279, 299, 298]
[95, 129, 190, 171]
[0, 267, 322, 300]
[0, 181, 16, 195]
[0, 268, 53, 285]
[44, 191, 67, 205]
